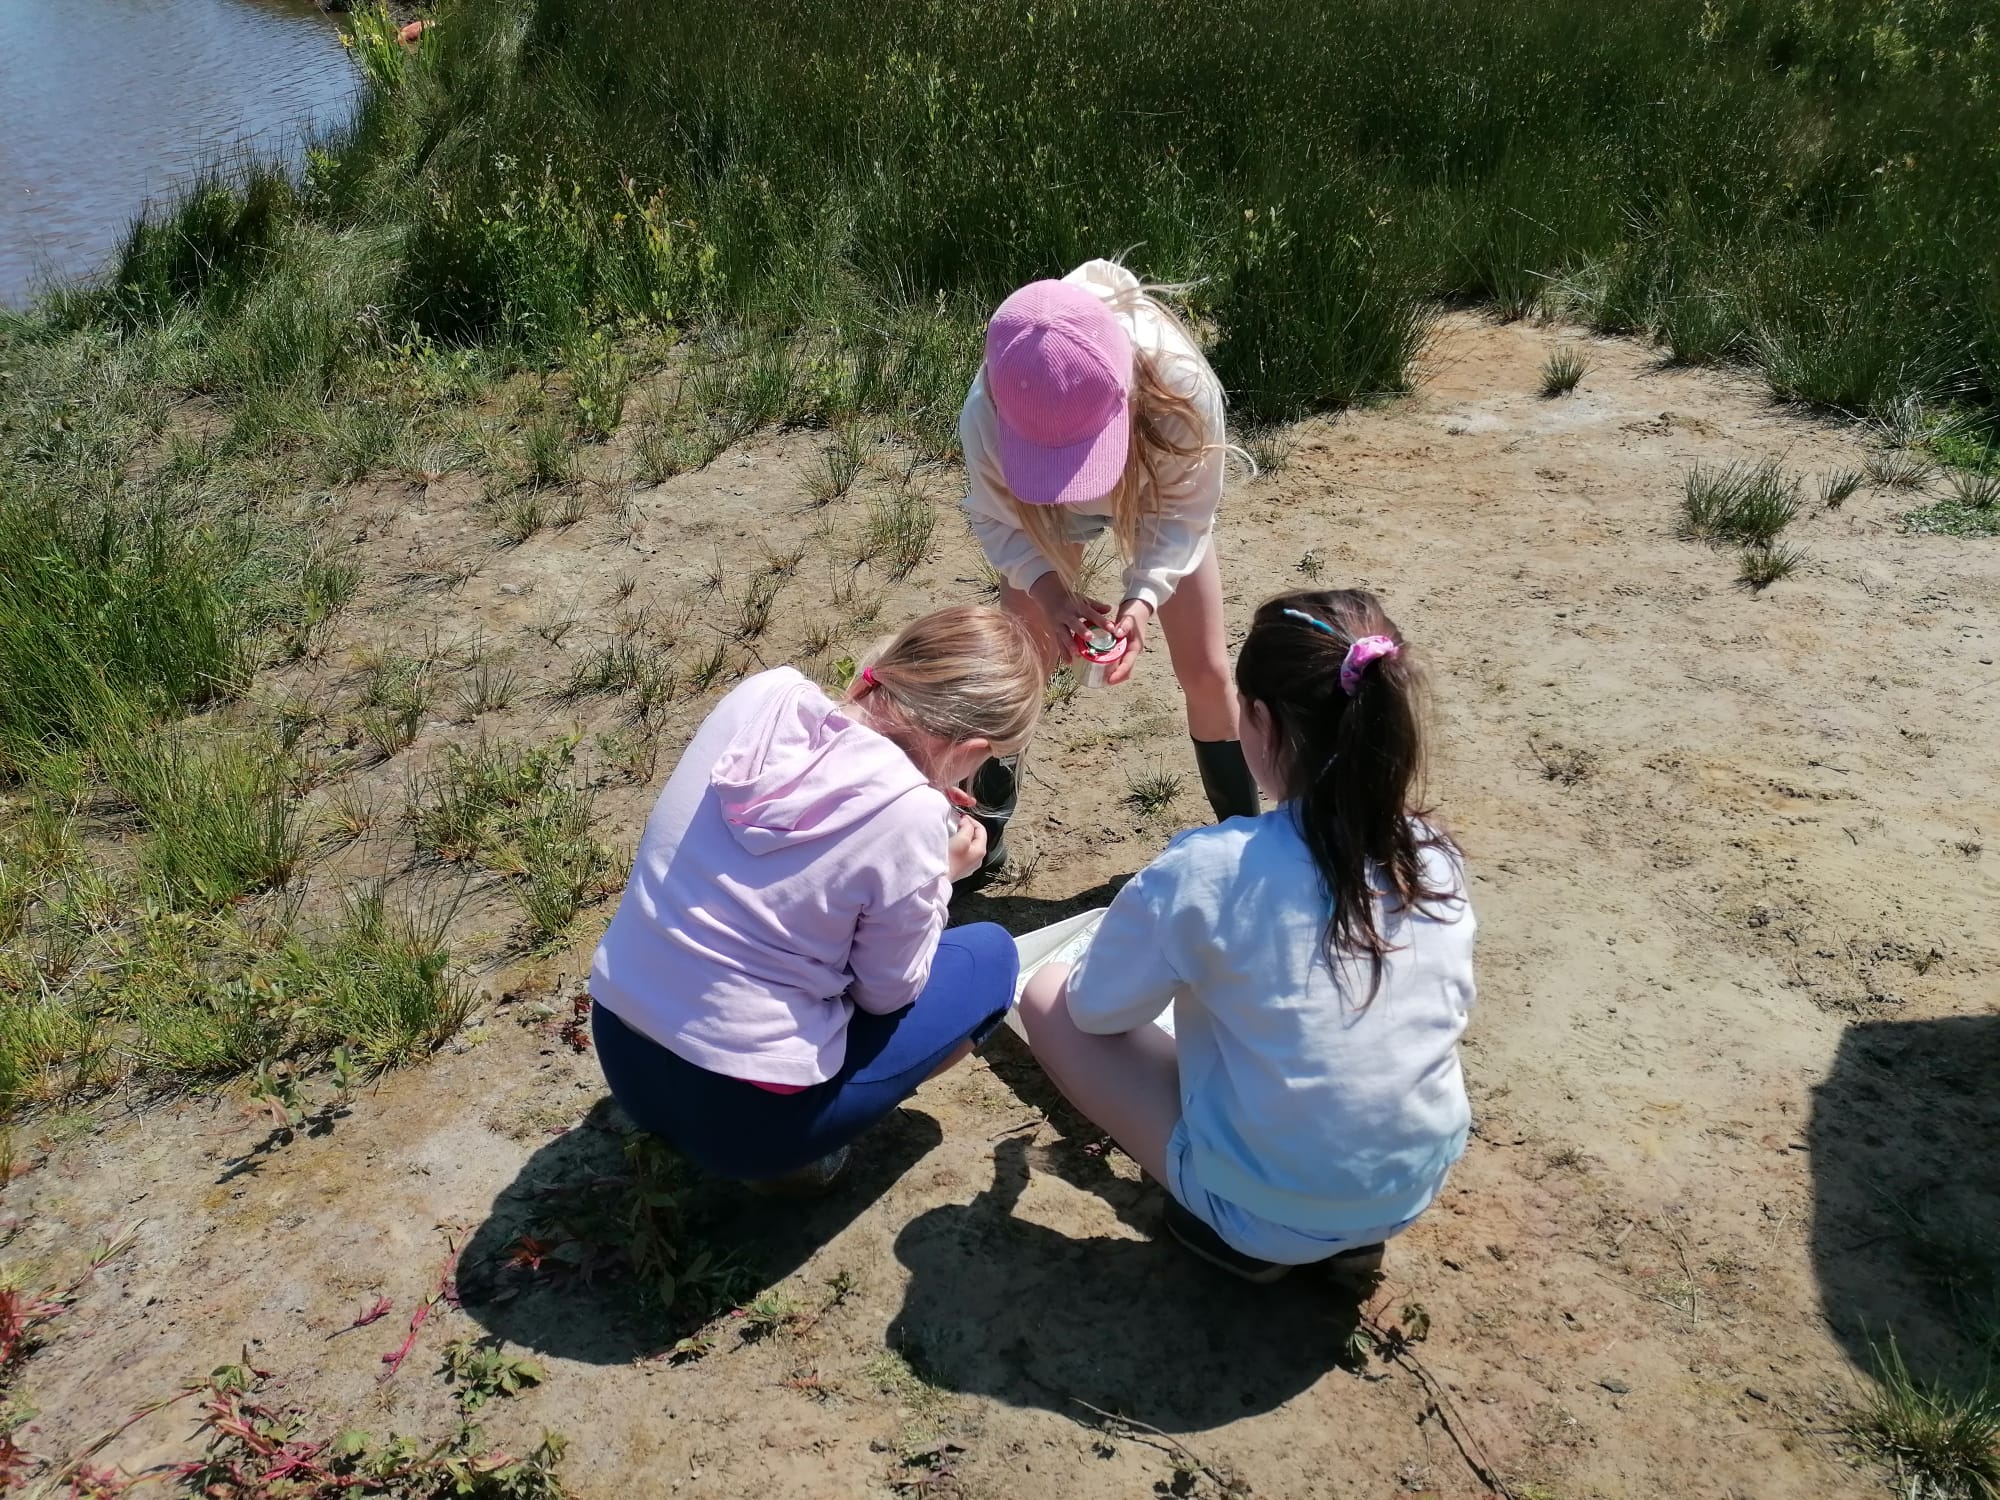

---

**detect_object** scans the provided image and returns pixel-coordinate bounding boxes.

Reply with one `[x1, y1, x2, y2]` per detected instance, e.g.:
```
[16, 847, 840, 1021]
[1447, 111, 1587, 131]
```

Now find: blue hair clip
[1282, 607, 1339, 638]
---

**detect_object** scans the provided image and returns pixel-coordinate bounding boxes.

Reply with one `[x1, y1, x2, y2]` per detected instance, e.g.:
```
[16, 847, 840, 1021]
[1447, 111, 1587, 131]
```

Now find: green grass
[1851, 1342, 2000, 1500]
[1867, 448, 1937, 491]
[405, 737, 615, 944]
[1539, 345, 1590, 398]
[1904, 465, 2000, 537]
[803, 424, 868, 504]
[1125, 768, 1184, 817]
[1680, 460, 1802, 548]
[1819, 468, 1864, 508]
[97, 726, 305, 910]
[1737, 541, 1805, 590]
[11, 0, 2000, 1123]
[864, 488, 938, 580]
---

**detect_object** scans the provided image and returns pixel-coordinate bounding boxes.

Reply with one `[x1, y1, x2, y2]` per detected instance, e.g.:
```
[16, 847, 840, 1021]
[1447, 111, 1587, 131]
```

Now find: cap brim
[993, 399, 1130, 507]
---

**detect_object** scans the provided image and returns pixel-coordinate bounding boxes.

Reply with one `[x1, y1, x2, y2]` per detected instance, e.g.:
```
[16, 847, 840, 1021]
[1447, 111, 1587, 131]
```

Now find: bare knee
[1172, 653, 1233, 706]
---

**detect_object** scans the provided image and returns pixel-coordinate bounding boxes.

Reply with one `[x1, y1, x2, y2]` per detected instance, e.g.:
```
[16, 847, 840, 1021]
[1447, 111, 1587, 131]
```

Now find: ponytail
[1234, 589, 1459, 1000]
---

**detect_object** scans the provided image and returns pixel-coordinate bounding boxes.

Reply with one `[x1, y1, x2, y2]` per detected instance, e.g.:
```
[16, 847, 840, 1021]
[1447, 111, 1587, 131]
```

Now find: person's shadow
[949, 873, 1130, 935]
[456, 1097, 945, 1363]
[1808, 1014, 2000, 1398]
[886, 1132, 1362, 1430]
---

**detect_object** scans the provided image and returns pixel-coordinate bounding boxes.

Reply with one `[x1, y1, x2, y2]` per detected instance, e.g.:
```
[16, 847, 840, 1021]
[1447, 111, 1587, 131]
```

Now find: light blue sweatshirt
[1065, 809, 1476, 1235]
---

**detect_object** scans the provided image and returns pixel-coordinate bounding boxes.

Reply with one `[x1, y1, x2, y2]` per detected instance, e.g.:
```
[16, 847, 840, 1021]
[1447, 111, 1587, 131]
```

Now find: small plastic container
[1074, 625, 1129, 687]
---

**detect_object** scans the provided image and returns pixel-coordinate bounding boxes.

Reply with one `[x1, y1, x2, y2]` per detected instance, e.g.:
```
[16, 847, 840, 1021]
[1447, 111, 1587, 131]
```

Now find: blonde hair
[853, 606, 1046, 779]
[1002, 280, 1229, 591]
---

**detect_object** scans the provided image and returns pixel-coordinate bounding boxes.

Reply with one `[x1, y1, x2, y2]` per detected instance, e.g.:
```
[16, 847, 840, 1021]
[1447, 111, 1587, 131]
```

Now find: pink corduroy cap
[985, 279, 1133, 506]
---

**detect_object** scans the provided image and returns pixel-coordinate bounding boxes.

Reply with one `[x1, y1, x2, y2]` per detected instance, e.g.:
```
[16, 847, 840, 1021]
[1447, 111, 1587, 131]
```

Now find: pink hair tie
[1339, 635, 1399, 696]
[859, 666, 878, 691]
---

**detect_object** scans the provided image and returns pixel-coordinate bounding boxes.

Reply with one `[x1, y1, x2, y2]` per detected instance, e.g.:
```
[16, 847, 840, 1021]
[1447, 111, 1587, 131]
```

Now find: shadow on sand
[1809, 1014, 2000, 1397]
[885, 1132, 1362, 1431]
[456, 1097, 945, 1364]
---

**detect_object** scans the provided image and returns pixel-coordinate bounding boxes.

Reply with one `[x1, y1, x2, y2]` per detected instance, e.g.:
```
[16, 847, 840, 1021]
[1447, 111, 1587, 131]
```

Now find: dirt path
[8, 314, 1997, 1499]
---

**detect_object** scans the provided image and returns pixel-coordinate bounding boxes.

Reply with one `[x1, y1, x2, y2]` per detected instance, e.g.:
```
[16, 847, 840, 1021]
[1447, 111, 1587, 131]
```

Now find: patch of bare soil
[7, 314, 1997, 1499]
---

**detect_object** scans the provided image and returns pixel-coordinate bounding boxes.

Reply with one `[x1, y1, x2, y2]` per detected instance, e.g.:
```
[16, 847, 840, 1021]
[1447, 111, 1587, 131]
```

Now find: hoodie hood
[710, 669, 938, 854]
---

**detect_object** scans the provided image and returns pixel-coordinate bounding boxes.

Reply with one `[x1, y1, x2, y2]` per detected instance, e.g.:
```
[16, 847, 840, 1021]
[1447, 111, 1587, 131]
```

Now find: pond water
[0, 0, 361, 309]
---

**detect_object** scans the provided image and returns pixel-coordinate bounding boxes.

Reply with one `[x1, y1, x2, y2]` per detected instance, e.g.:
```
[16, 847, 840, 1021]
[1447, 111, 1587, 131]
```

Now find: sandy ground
[6, 313, 1998, 1499]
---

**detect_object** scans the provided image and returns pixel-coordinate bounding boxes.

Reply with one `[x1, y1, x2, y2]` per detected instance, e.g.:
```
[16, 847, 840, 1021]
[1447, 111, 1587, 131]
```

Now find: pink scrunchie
[1340, 635, 1400, 696]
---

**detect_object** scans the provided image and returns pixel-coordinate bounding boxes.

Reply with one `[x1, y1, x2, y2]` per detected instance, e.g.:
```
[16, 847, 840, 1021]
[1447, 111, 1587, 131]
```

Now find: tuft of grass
[1538, 344, 1589, 397]
[803, 424, 868, 504]
[734, 574, 785, 640]
[1820, 468, 1865, 508]
[1124, 767, 1184, 817]
[320, 784, 382, 846]
[687, 641, 732, 693]
[1044, 666, 1080, 710]
[290, 884, 472, 1064]
[864, 488, 937, 579]
[1679, 460, 1801, 548]
[404, 738, 614, 945]
[98, 727, 304, 910]
[633, 405, 726, 483]
[761, 541, 807, 578]
[1849, 1342, 2000, 1500]
[1867, 448, 1937, 491]
[1947, 468, 2000, 512]
[1904, 451, 2000, 534]
[520, 415, 579, 487]
[1243, 424, 1295, 476]
[1738, 541, 1805, 591]
[455, 660, 519, 719]
[797, 621, 837, 661]
[565, 640, 652, 698]
[493, 490, 550, 547]
[531, 604, 580, 647]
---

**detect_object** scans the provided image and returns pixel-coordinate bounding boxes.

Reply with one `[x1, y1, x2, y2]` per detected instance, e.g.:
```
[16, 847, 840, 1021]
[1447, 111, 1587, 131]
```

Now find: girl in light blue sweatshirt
[1018, 588, 1475, 1283]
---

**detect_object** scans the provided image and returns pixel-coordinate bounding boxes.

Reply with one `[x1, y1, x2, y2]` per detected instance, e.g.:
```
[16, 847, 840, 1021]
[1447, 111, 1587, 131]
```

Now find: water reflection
[0, 0, 361, 308]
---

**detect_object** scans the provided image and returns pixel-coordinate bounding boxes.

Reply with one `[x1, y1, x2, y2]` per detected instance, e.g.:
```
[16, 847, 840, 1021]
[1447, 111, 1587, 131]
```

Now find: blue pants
[592, 922, 1017, 1181]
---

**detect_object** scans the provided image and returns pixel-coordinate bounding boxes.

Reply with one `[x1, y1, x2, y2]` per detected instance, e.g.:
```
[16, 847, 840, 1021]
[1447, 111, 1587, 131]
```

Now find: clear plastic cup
[1076, 626, 1128, 687]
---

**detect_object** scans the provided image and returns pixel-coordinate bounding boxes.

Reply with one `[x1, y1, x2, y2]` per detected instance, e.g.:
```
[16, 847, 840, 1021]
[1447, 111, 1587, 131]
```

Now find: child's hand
[1104, 599, 1153, 686]
[1027, 574, 1111, 657]
[947, 810, 989, 883]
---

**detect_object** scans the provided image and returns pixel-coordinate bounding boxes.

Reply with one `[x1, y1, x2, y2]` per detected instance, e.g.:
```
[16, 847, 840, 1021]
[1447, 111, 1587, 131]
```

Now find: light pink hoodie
[590, 668, 954, 1086]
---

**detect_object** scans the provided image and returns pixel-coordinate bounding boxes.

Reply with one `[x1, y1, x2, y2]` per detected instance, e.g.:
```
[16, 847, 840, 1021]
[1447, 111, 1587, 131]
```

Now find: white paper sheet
[1005, 909, 1175, 1040]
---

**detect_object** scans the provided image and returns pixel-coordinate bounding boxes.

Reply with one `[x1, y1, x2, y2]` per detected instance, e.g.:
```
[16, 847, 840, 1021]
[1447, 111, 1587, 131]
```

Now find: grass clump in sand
[406, 737, 617, 946]
[1680, 461, 1802, 548]
[1539, 345, 1589, 398]
[1850, 1342, 2000, 1500]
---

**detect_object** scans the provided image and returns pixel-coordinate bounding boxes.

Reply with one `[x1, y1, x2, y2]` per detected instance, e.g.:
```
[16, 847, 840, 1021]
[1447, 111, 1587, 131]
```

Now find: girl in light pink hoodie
[590, 606, 1045, 1189]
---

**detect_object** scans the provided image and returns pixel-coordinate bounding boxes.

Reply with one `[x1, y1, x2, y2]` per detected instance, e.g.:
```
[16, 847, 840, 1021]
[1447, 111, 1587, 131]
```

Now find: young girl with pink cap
[956, 260, 1253, 874]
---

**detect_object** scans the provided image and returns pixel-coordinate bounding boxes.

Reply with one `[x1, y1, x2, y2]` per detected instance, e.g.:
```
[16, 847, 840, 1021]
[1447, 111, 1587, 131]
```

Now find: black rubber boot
[1193, 738, 1260, 823]
[953, 755, 1018, 894]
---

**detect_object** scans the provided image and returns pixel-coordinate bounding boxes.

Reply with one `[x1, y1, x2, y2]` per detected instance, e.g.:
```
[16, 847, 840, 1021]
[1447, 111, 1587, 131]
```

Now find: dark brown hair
[1234, 589, 1460, 998]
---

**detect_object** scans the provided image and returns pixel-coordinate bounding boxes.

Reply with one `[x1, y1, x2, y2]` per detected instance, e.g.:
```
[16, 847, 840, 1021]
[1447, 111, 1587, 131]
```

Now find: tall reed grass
[263, 0, 1999, 424]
